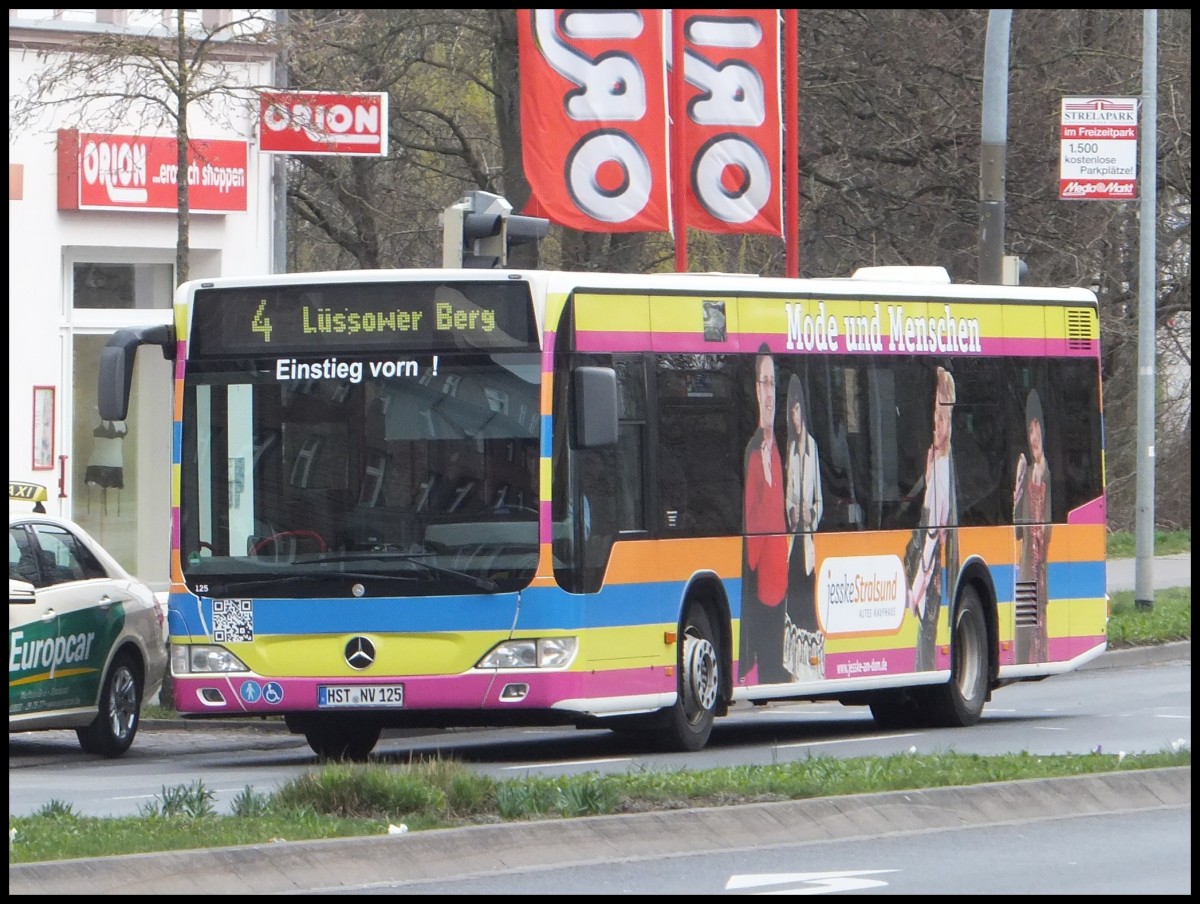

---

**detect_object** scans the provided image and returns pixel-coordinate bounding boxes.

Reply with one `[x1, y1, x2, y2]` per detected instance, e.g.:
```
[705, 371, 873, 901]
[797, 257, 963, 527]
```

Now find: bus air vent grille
[1066, 308, 1097, 350]
[1014, 580, 1040, 626]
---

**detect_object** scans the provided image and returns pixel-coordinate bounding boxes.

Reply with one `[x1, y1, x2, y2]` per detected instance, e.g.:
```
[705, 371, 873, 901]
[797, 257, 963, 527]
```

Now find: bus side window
[614, 356, 647, 533]
[805, 360, 865, 532]
[948, 359, 1007, 527]
[864, 361, 922, 532]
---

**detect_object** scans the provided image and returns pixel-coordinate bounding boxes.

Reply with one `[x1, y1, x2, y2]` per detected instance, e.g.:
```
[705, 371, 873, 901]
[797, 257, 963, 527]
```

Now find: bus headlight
[477, 637, 578, 669]
[172, 644, 250, 674]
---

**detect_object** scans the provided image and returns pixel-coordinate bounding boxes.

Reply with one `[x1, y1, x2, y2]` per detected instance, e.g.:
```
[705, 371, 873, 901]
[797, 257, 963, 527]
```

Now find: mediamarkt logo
[1062, 181, 1136, 197]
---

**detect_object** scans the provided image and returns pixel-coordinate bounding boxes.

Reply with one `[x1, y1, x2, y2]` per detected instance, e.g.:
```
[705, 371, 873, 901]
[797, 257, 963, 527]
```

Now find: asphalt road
[10, 554, 1190, 893]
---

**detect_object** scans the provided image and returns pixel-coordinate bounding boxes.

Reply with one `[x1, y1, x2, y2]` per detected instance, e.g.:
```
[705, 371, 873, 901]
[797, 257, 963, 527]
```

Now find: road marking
[775, 732, 918, 749]
[500, 757, 631, 771]
[727, 869, 898, 894]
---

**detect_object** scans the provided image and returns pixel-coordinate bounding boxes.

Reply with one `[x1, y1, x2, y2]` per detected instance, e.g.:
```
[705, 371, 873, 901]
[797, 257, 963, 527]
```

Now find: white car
[9, 481, 167, 757]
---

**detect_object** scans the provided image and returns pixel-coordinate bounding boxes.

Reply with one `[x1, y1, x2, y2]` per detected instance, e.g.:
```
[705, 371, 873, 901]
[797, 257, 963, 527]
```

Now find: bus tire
[657, 605, 720, 752]
[304, 716, 382, 762]
[868, 688, 928, 729]
[76, 652, 142, 758]
[924, 585, 989, 727]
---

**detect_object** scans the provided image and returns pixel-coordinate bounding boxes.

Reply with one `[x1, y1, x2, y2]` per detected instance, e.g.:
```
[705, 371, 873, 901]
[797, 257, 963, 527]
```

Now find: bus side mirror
[98, 324, 175, 421]
[98, 344, 133, 421]
[573, 366, 618, 448]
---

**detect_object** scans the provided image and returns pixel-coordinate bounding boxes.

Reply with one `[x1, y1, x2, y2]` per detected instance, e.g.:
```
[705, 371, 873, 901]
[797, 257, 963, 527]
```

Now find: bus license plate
[318, 685, 405, 708]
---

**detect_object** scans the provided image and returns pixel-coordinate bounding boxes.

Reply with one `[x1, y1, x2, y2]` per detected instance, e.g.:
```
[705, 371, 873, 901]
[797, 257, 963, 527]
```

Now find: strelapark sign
[57, 129, 248, 213]
[259, 90, 388, 156]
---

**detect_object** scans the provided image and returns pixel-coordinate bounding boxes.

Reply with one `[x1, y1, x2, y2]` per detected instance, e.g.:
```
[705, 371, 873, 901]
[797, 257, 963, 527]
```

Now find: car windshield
[180, 351, 541, 596]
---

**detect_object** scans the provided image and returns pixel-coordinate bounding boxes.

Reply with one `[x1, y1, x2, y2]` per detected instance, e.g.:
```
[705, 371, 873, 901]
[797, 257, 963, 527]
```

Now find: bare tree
[10, 9, 278, 285]
[276, 9, 1188, 529]
[19, 10, 1182, 528]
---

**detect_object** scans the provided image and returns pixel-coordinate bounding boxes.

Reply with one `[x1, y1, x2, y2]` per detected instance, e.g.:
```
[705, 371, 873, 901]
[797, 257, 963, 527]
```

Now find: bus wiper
[425, 566, 497, 593]
[317, 551, 499, 592]
[205, 571, 421, 597]
[207, 551, 499, 594]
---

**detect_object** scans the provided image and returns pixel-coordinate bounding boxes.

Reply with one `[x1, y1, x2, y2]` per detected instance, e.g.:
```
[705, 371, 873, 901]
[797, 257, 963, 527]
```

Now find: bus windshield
[179, 350, 542, 596]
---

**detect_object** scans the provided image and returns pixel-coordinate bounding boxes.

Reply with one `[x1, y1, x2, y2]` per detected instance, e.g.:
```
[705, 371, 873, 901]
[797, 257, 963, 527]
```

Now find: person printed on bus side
[783, 373, 825, 682]
[1013, 388, 1052, 664]
[738, 345, 790, 685]
[905, 366, 958, 672]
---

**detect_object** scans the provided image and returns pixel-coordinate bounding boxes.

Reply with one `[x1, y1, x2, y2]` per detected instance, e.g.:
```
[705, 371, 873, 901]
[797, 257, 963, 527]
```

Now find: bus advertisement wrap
[99, 265, 1106, 757]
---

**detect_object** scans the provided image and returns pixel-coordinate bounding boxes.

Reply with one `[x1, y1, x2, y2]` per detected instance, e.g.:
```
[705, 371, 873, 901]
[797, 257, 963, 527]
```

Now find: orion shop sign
[57, 129, 249, 213]
[258, 91, 389, 156]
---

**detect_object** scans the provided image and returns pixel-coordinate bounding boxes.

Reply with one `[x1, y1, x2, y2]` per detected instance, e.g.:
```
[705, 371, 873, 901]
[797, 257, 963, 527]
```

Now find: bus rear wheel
[302, 716, 382, 762]
[924, 585, 989, 727]
[869, 586, 989, 730]
[868, 687, 928, 729]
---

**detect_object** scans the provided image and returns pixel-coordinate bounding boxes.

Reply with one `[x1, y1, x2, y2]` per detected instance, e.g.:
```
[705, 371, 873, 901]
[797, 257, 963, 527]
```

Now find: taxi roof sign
[9, 481, 48, 512]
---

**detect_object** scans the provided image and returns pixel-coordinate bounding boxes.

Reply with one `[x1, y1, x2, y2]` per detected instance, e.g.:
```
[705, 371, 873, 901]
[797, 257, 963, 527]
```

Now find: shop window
[73, 262, 172, 310]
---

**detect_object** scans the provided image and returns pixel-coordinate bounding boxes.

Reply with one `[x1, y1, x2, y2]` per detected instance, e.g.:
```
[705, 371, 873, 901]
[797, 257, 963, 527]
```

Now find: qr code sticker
[213, 598, 254, 643]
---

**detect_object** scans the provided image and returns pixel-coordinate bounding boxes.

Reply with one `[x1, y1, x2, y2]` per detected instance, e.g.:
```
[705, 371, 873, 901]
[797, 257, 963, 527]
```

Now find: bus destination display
[188, 280, 538, 357]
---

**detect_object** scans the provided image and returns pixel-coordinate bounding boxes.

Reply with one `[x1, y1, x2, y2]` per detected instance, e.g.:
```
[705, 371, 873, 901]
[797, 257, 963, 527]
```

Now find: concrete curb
[1079, 640, 1191, 670]
[9, 766, 1190, 894]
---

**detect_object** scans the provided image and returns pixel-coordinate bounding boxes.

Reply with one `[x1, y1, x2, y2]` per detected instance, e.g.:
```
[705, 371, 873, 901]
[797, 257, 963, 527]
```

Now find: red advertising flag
[676, 10, 782, 235]
[517, 9, 671, 232]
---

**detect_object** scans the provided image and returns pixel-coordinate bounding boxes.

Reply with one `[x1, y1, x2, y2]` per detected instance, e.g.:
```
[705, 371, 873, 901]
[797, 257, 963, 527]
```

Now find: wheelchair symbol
[263, 682, 284, 705]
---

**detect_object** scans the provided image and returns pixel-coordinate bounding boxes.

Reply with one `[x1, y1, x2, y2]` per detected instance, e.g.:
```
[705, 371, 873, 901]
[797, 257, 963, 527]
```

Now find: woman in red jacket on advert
[739, 345, 790, 685]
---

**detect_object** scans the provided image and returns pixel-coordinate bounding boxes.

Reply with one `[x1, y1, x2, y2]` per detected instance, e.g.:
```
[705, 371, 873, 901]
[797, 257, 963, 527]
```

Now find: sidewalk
[1106, 553, 1191, 593]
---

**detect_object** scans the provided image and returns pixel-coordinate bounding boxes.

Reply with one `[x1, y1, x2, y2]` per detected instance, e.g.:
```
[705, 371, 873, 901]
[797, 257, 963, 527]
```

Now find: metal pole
[1134, 9, 1158, 610]
[670, 10, 688, 272]
[271, 9, 289, 275]
[978, 10, 1011, 286]
[784, 9, 799, 278]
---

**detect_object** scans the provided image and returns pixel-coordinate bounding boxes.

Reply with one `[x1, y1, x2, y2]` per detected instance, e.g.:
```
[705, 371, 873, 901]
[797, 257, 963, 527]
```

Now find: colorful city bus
[98, 265, 1107, 759]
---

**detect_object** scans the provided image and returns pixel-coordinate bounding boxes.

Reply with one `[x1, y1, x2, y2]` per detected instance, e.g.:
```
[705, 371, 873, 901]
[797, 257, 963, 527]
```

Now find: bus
[98, 264, 1107, 759]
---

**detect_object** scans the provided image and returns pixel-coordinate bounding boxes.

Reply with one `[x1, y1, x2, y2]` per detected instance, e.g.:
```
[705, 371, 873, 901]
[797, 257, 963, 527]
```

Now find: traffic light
[505, 209, 550, 265]
[441, 191, 549, 268]
[1001, 254, 1029, 286]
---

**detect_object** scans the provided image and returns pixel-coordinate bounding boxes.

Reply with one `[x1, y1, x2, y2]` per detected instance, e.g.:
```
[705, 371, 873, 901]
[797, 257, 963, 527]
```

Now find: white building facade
[9, 9, 277, 590]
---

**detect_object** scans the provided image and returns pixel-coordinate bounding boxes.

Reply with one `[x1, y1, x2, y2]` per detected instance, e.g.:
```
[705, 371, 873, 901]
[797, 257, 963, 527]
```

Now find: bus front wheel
[657, 605, 720, 752]
[302, 716, 381, 762]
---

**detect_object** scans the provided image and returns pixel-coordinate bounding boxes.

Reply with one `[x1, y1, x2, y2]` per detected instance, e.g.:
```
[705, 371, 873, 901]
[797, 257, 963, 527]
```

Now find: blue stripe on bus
[985, 560, 1105, 604]
[175, 560, 1104, 637]
[179, 578, 742, 636]
[1047, 559, 1106, 599]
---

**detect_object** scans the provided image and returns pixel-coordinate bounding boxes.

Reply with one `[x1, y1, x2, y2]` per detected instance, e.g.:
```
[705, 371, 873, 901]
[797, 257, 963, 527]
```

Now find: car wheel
[76, 652, 142, 758]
